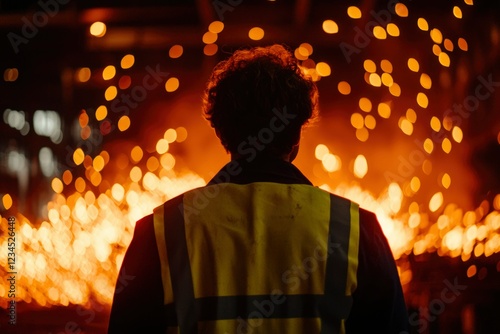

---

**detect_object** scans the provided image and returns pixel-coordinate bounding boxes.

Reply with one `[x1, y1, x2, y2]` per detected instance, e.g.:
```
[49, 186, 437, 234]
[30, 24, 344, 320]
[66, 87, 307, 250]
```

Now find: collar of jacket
[207, 155, 313, 186]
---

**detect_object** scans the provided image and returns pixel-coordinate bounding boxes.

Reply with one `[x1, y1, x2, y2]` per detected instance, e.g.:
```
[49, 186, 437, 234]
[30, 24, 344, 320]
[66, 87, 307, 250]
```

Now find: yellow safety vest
[153, 182, 360, 334]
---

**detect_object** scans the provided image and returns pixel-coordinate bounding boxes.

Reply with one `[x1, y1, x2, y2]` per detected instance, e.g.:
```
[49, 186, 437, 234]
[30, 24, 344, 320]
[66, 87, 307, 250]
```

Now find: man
[108, 44, 409, 333]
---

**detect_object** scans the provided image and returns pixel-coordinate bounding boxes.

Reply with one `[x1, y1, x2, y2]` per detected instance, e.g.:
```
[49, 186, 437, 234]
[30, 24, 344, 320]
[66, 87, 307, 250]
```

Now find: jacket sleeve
[346, 209, 410, 333]
[107, 214, 166, 333]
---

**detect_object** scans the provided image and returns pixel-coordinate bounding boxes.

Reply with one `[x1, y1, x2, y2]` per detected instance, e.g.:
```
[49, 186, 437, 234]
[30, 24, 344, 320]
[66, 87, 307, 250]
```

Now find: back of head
[203, 44, 318, 159]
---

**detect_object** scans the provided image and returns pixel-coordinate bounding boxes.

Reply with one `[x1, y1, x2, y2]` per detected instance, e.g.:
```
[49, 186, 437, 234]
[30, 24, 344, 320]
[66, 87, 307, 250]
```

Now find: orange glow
[439, 52, 451, 67]
[429, 192, 444, 212]
[417, 18, 429, 31]
[442, 138, 452, 153]
[156, 139, 169, 154]
[364, 115, 376, 129]
[395, 3, 409, 17]
[316, 62, 331, 77]
[62, 170, 73, 185]
[93, 155, 105, 172]
[381, 73, 393, 87]
[453, 6, 463, 19]
[406, 108, 417, 123]
[203, 44, 218, 56]
[169, 45, 184, 59]
[430, 28, 443, 44]
[380, 59, 393, 73]
[407, 58, 420, 72]
[2, 194, 13, 210]
[95, 105, 107, 121]
[369, 73, 382, 87]
[105, 86, 117, 101]
[130, 146, 143, 163]
[377, 102, 391, 119]
[120, 54, 135, 69]
[423, 138, 434, 154]
[386, 23, 400, 37]
[373, 26, 387, 39]
[410, 177, 421, 192]
[322, 153, 341, 172]
[356, 127, 369, 142]
[338, 81, 351, 95]
[90, 21, 106, 37]
[389, 83, 401, 97]
[444, 39, 454, 52]
[315, 144, 329, 160]
[399, 118, 413, 136]
[442, 173, 451, 189]
[76, 67, 91, 82]
[351, 113, 364, 129]
[208, 21, 224, 34]
[363, 59, 376, 73]
[4, 0, 500, 311]
[323, 20, 338, 34]
[452, 126, 463, 143]
[359, 97, 372, 112]
[102, 65, 116, 80]
[458, 38, 469, 51]
[248, 27, 264, 40]
[430, 116, 441, 132]
[420, 73, 432, 89]
[73, 148, 84, 166]
[165, 77, 180, 92]
[202, 31, 218, 44]
[347, 6, 362, 19]
[417, 92, 429, 108]
[353, 155, 368, 178]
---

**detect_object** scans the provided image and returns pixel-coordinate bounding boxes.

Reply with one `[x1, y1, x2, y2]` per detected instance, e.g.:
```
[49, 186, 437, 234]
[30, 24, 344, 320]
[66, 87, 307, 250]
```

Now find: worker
[108, 44, 409, 333]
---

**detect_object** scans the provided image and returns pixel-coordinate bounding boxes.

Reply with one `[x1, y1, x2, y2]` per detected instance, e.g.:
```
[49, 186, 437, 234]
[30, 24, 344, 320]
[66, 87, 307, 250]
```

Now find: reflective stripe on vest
[153, 182, 360, 334]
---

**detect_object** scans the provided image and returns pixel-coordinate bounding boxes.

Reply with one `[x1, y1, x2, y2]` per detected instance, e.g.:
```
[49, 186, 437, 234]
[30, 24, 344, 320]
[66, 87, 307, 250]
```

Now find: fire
[1, 0, 499, 313]
[1, 132, 499, 309]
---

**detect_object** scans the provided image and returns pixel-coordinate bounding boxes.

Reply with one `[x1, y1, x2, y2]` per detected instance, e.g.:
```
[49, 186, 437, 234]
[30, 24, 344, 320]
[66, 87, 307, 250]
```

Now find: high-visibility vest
[153, 182, 360, 334]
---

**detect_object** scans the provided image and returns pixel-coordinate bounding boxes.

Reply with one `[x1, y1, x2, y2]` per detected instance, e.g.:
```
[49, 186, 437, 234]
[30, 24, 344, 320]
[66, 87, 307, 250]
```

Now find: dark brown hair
[203, 44, 318, 157]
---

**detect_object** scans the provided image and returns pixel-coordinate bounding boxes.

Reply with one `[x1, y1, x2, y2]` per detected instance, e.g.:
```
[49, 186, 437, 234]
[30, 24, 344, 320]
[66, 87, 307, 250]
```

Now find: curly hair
[203, 44, 318, 158]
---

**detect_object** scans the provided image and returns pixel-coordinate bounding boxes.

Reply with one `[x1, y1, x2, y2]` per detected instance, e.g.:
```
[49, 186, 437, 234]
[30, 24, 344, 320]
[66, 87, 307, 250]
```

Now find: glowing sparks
[169, 45, 184, 59]
[359, 97, 372, 112]
[347, 6, 362, 19]
[120, 54, 135, 69]
[165, 77, 180, 92]
[429, 192, 444, 212]
[322, 20, 338, 34]
[407, 58, 420, 72]
[315, 144, 329, 160]
[102, 66, 116, 81]
[377, 102, 391, 119]
[417, 92, 429, 108]
[208, 21, 224, 34]
[2, 194, 13, 210]
[337, 81, 351, 95]
[417, 18, 429, 31]
[353, 155, 368, 178]
[395, 3, 409, 17]
[118, 116, 130, 132]
[248, 27, 264, 40]
[316, 62, 331, 77]
[363, 59, 376, 73]
[430, 28, 443, 44]
[90, 22, 106, 37]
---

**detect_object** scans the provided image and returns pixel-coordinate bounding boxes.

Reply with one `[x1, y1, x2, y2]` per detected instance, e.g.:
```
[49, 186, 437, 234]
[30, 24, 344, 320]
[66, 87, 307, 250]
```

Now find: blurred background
[0, 0, 499, 333]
